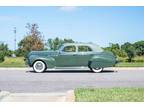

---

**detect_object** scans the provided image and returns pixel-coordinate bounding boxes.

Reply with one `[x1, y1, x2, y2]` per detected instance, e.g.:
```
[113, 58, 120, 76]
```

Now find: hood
[28, 50, 59, 57]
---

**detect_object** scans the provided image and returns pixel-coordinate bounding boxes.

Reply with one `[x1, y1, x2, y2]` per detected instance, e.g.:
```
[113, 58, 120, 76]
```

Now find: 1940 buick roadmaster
[26, 43, 118, 73]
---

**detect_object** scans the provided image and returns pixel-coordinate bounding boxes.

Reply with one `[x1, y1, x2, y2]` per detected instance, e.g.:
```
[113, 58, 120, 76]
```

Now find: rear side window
[78, 46, 92, 52]
[63, 45, 76, 52]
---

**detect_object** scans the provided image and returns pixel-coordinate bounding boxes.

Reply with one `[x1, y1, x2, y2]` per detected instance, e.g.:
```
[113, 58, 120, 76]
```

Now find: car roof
[62, 43, 103, 52]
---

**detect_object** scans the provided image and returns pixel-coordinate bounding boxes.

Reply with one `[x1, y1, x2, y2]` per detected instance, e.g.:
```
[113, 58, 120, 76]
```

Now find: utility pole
[14, 27, 16, 51]
[12, 27, 16, 57]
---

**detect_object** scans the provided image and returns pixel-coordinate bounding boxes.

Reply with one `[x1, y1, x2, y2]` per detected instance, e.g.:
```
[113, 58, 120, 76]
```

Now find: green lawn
[116, 56, 144, 67]
[116, 62, 144, 67]
[75, 88, 144, 102]
[0, 57, 27, 67]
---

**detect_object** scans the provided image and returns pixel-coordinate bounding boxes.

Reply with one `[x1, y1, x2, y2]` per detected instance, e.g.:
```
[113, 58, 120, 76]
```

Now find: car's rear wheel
[90, 67, 103, 73]
[33, 61, 46, 73]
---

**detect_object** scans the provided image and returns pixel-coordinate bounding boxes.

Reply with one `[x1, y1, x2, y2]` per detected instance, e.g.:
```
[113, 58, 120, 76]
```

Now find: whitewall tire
[33, 61, 46, 73]
[91, 67, 103, 73]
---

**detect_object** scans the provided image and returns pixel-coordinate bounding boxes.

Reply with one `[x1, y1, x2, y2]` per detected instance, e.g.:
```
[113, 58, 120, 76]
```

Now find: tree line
[104, 41, 144, 62]
[0, 23, 144, 63]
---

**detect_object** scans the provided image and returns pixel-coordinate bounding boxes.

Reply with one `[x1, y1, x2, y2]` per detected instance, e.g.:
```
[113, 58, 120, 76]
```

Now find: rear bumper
[115, 60, 119, 64]
[115, 57, 120, 64]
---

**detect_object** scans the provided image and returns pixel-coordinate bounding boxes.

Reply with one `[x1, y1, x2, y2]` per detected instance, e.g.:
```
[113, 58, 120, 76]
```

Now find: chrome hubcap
[92, 67, 103, 73]
[35, 62, 43, 70]
[94, 68, 101, 70]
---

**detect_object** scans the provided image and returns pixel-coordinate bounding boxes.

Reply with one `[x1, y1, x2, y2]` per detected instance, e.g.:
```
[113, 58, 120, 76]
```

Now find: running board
[47, 67, 90, 70]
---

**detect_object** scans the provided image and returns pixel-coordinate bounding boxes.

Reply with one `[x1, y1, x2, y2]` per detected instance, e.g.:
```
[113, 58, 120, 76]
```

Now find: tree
[104, 43, 127, 57]
[121, 42, 136, 62]
[0, 52, 4, 62]
[133, 40, 144, 56]
[126, 46, 136, 62]
[17, 23, 44, 57]
[121, 42, 131, 51]
[46, 37, 63, 50]
[0, 43, 11, 62]
[111, 43, 120, 50]
[46, 37, 74, 50]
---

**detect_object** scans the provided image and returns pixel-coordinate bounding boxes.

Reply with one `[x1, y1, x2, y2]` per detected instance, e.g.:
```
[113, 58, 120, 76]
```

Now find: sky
[0, 6, 144, 50]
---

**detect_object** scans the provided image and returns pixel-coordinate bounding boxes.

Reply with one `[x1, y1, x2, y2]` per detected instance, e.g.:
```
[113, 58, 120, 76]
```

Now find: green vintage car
[26, 43, 117, 73]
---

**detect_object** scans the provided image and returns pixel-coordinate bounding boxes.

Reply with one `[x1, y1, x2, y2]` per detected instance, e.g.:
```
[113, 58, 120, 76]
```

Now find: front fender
[29, 55, 56, 68]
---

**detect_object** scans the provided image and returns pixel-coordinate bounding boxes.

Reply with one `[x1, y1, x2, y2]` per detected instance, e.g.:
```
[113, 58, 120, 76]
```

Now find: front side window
[78, 46, 92, 52]
[63, 45, 76, 52]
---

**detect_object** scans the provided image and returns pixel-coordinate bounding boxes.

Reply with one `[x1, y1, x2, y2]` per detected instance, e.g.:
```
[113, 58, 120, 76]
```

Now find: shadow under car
[28, 69, 116, 73]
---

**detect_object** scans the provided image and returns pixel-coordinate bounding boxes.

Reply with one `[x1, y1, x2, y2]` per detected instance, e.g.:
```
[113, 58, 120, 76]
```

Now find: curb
[0, 91, 71, 102]
[0, 91, 10, 101]
[65, 90, 75, 102]
[109, 67, 144, 70]
[0, 68, 31, 70]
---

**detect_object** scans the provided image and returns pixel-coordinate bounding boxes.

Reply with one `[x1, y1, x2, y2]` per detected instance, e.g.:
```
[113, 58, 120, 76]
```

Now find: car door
[55, 45, 78, 67]
[76, 45, 94, 66]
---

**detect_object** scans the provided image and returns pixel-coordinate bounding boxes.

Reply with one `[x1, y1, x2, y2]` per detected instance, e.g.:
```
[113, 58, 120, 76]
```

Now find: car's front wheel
[90, 67, 103, 73]
[33, 61, 46, 73]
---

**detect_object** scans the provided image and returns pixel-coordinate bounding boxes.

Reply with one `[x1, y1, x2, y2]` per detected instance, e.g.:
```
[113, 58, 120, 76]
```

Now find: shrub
[117, 56, 127, 62]
[133, 56, 144, 62]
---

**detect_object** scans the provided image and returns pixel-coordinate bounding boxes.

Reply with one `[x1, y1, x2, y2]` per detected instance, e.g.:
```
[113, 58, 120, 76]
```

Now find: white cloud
[59, 6, 77, 12]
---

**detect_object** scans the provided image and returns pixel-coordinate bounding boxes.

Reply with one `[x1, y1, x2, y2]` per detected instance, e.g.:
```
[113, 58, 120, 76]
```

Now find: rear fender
[90, 56, 115, 68]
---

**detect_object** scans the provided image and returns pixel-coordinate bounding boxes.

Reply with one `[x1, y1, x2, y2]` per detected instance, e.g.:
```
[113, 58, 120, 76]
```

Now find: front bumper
[24, 58, 32, 67]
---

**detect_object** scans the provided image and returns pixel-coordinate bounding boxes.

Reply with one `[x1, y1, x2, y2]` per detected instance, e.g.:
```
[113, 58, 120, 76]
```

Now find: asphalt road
[0, 68, 144, 93]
